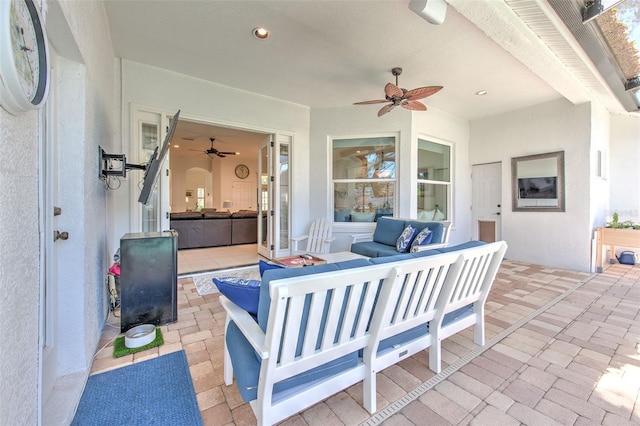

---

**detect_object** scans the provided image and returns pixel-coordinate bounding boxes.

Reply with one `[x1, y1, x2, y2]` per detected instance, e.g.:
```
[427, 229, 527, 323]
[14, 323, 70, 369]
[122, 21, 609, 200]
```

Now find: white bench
[221, 240, 507, 423]
[220, 263, 402, 426]
[362, 241, 507, 412]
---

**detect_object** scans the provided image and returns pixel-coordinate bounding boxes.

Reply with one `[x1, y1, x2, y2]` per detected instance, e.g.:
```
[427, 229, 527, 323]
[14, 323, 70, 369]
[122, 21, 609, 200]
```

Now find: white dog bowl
[124, 324, 156, 348]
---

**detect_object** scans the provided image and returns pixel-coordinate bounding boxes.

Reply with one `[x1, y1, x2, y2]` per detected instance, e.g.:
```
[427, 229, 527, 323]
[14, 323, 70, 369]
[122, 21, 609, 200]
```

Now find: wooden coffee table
[274, 254, 327, 268]
[274, 251, 367, 268]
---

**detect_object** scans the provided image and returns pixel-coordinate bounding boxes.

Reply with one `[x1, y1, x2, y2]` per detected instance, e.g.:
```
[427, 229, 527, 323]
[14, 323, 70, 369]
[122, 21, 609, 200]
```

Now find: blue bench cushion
[226, 320, 358, 403]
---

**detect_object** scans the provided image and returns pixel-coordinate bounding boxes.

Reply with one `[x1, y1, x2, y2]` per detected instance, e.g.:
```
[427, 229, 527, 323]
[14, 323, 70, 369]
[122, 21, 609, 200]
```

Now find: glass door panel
[257, 137, 272, 258]
[278, 142, 290, 251]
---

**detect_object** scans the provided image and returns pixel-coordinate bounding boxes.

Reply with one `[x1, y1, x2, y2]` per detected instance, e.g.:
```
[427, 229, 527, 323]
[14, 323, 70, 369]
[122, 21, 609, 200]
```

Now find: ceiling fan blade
[403, 86, 443, 101]
[401, 100, 427, 111]
[378, 104, 396, 117]
[384, 83, 403, 99]
[218, 151, 238, 155]
[217, 153, 226, 158]
[353, 99, 388, 105]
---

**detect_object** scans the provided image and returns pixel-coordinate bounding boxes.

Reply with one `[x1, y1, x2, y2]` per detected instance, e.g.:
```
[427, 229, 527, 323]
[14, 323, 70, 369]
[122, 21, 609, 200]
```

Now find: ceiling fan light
[253, 27, 269, 39]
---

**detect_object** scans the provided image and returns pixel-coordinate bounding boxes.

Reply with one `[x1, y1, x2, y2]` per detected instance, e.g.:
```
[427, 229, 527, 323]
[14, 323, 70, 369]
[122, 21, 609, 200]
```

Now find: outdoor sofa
[220, 239, 507, 425]
[350, 216, 451, 257]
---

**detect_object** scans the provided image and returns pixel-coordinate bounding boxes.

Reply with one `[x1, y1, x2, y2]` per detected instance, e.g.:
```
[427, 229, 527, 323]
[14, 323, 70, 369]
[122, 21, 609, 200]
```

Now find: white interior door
[472, 162, 502, 242]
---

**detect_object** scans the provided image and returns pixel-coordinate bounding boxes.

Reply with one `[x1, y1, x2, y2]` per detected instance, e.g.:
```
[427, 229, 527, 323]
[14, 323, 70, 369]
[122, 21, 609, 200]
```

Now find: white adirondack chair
[290, 218, 335, 255]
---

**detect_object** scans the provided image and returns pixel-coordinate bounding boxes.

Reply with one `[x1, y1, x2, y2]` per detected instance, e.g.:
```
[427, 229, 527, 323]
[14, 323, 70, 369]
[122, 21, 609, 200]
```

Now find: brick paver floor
[92, 260, 640, 425]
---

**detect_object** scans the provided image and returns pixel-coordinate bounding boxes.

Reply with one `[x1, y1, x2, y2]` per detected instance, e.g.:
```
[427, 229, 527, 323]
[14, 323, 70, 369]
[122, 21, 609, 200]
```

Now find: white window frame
[416, 137, 453, 222]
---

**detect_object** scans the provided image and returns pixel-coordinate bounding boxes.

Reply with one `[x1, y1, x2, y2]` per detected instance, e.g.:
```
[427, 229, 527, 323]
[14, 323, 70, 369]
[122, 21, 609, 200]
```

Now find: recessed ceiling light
[475, 90, 489, 96]
[253, 27, 269, 40]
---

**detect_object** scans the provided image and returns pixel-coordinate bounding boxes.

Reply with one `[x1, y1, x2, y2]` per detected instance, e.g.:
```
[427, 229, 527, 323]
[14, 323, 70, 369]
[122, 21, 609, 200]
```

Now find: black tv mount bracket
[98, 146, 148, 179]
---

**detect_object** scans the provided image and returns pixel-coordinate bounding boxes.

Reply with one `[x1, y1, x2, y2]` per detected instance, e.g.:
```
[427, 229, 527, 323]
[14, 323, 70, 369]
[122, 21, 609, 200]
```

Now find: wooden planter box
[595, 227, 640, 272]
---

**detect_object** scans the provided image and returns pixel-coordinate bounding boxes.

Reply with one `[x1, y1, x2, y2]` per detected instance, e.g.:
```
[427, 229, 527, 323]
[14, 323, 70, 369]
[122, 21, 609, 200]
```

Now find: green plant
[606, 212, 640, 229]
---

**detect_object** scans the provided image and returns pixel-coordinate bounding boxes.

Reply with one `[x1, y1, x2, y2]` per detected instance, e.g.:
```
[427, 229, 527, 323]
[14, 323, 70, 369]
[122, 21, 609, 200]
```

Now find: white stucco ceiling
[104, 0, 630, 158]
[104, 0, 572, 121]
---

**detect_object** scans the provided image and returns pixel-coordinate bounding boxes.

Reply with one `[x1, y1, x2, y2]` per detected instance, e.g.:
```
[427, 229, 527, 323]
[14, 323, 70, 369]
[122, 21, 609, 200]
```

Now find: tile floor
[177, 244, 263, 276]
[91, 252, 640, 426]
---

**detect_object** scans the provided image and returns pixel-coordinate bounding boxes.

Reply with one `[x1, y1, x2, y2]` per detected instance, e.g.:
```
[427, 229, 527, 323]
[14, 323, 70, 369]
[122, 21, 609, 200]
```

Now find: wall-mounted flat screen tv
[518, 177, 557, 199]
[138, 110, 180, 204]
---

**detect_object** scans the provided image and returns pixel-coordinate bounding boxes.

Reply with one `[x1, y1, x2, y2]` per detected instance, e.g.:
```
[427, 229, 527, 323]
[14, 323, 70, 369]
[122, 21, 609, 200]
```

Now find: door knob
[54, 230, 69, 241]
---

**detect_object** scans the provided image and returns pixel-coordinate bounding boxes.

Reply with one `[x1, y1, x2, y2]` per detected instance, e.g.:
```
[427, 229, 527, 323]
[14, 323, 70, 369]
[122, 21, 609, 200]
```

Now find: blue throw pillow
[410, 227, 433, 251]
[213, 277, 261, 314]
[259, 259, 285, 277]
[396, 225, 417, 253]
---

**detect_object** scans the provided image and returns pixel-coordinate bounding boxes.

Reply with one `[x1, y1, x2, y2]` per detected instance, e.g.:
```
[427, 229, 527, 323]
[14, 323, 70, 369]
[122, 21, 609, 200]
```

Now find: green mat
[113, 328, 164, 358]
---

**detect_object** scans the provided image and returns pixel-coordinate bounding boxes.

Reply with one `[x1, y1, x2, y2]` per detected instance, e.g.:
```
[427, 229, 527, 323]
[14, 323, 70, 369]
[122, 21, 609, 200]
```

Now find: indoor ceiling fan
[354, 67, 443, 117]
[190, 138, 239, 158]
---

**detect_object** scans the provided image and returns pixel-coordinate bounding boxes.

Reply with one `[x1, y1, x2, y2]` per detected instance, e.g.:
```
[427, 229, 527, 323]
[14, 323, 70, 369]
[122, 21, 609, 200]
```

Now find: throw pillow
[396, 225, 417, 253]
[259, 259, 285, 277]
[213, 277, 261, 314]
[410, 227, 433, 252]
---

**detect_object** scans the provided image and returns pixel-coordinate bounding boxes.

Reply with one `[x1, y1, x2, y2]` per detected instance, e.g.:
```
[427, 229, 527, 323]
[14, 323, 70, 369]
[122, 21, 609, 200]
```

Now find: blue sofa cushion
[373, 217, 407, 246]
[410, 227, 433, 251]
[369, 253, 415, 264]
[258, 264, 341, 332]
[442, 304, 474, 325]
[351, 241, 382, 258]
[396, 225, 417, 253]
[258, 259, 285, 276]
[436, 240, 486, 253]
[378, 324, 428, 353]
[226, 320, 359, 403]
[334, 258, 372, 270]
[213, 277, 261, 315]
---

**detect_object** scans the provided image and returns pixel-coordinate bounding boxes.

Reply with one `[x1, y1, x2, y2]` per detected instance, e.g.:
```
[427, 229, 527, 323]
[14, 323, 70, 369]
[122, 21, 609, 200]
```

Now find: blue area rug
[72, 350, 202, 425]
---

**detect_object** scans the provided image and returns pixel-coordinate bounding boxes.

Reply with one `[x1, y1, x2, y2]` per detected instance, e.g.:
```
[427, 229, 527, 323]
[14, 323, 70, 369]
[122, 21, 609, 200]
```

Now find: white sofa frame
[221, 240, 507, 423]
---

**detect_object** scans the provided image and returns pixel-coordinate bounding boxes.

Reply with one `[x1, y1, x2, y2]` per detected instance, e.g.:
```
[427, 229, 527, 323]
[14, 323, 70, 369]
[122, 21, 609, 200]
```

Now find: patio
[92, 258, 640, 425]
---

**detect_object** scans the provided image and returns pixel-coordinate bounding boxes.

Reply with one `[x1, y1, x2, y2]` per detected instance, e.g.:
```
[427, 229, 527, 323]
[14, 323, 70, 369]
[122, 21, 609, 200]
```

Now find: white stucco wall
[0, 1, 115, 423]
[609, 113, 640, 223]
[0, 110, 41, 425]
[112, 60, 310, 253]
[470, 99, 592, 271]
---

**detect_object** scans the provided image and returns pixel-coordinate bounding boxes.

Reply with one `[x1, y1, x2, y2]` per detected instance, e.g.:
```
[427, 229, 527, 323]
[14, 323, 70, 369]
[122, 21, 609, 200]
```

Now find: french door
[131, 107, 172, 232]
[257, 134, 291, 259]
